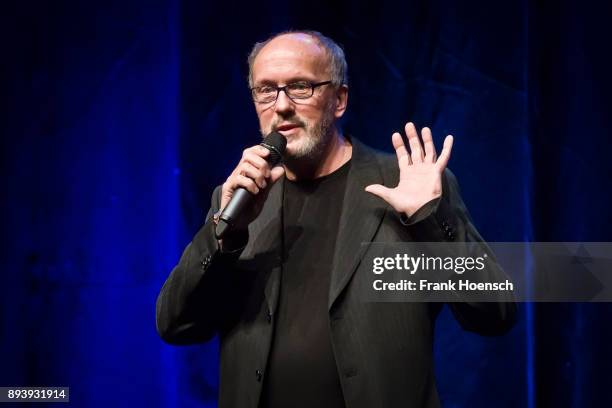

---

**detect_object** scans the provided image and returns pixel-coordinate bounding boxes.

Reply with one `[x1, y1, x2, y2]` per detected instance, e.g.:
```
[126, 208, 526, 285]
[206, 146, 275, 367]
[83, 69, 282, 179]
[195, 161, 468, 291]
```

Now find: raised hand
[365, 122, 453, 217]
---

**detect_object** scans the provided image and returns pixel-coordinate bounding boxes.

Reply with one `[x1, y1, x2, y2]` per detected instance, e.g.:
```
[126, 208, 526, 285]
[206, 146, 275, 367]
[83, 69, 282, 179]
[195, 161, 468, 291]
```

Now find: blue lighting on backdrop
[2, 0, 612, 406]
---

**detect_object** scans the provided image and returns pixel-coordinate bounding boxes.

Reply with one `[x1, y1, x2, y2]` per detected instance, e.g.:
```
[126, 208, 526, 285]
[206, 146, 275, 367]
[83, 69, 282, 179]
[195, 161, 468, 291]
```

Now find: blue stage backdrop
[2, 0, 611, 407]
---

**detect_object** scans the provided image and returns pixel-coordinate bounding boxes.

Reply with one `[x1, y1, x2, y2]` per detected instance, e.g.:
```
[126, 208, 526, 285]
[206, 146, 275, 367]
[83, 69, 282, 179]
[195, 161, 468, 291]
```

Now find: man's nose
[273, 89, 295, 116]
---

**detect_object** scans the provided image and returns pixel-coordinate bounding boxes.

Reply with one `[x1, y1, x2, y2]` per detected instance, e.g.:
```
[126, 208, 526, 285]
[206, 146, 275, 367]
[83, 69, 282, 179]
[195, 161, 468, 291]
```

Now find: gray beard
[266, 102, 337, 171]
[289, 110, 335, 161]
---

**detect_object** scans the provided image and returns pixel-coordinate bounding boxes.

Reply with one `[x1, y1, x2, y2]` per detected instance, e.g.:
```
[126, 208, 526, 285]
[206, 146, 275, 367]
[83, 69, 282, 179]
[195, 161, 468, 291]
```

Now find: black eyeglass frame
[250, 80, 333, 103]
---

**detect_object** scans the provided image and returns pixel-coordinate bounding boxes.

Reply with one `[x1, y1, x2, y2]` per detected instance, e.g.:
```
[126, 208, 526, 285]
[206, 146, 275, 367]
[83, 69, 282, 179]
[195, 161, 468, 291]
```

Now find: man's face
[251, 34, 346, 160]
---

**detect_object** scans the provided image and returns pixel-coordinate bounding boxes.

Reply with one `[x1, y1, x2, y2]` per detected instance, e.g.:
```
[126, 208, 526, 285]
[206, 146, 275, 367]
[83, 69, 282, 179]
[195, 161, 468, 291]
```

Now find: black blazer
[156, 138, 516, 408]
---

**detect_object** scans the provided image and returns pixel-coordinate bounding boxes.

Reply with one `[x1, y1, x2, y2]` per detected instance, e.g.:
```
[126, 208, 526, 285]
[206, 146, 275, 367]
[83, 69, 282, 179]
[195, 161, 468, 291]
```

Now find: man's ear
[334, 84, 349, 119]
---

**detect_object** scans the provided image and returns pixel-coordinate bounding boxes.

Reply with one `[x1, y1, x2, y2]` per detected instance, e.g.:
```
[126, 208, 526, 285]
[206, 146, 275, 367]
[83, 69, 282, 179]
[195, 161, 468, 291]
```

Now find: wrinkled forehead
[252, 33, 331, 83]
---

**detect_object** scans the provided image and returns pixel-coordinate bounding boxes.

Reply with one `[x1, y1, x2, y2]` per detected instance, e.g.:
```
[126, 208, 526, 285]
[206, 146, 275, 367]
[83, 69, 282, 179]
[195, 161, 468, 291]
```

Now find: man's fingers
[365, 184, 393, 202]
[421, 127, 436, 163]
[242, 149, 271, 176]
[244, 144, 270, 159]
[435, 135, 454, 171]
[235, 174, 260, 194]
[238, 162, 267, 189]
[392, 132, 411, 165]
[269, 166, 285, 183]
[219, 144, 278, 216]
[405, 122, 424, 163]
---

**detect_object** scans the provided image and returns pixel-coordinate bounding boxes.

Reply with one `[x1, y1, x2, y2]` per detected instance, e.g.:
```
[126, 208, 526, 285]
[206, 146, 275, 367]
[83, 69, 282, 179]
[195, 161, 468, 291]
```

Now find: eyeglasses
[251, 80, 333, 104]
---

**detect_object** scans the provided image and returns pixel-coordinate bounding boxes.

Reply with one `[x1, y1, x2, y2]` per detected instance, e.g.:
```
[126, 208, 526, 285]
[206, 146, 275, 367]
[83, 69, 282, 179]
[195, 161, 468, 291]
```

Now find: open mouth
[275, 124, 301, 134]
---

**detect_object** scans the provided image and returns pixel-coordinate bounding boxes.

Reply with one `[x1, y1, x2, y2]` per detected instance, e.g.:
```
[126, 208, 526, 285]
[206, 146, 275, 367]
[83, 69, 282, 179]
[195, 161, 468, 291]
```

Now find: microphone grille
[260, 131, 287, 166]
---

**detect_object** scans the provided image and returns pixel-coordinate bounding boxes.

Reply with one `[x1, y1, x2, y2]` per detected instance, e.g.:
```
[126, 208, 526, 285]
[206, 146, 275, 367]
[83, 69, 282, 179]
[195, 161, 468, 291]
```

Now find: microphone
[215, 131, 286, 239]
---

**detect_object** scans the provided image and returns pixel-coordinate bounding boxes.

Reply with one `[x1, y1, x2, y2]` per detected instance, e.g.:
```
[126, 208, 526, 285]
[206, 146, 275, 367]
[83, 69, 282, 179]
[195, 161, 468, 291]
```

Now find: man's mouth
[275, 123, 301, 133]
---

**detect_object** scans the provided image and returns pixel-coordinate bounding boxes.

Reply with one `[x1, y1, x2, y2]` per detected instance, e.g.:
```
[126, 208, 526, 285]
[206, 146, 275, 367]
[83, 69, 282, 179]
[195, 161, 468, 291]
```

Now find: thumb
[365, 184, 393, 202]
[270, 165, 285, 183]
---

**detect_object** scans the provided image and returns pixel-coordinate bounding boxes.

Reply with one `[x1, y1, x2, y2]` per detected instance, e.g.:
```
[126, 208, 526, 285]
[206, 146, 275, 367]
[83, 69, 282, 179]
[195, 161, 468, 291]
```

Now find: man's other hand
[365, 122, 453, 218]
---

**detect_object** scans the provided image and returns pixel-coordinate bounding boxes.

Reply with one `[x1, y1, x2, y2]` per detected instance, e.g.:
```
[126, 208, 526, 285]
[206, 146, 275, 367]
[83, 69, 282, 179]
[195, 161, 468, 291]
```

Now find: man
[156, 30, 515, 408]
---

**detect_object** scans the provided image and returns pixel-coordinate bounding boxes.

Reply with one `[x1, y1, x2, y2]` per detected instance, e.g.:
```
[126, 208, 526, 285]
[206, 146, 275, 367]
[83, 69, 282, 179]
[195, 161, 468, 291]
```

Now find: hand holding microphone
[215, 132, 286, 239]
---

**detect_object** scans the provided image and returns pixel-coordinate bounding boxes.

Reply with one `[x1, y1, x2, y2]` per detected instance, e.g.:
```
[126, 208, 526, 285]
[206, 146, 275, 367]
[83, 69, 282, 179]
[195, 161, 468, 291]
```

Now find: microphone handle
[215, 188, 252, 239]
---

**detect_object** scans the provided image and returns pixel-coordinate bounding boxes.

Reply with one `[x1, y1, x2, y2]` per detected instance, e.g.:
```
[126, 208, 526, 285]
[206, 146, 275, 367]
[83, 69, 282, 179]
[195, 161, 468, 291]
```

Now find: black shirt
[260, 160, 351, 408]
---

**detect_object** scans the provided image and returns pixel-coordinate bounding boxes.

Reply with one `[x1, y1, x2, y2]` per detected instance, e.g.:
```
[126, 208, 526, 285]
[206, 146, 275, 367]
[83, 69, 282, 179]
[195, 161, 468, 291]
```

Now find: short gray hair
[247, 30, 348, 88]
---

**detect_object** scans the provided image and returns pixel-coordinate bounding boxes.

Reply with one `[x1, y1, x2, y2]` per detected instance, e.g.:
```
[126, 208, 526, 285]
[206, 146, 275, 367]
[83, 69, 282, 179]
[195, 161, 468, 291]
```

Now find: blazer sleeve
[155, 186, 245, 344]
[403, 169, 517, 336]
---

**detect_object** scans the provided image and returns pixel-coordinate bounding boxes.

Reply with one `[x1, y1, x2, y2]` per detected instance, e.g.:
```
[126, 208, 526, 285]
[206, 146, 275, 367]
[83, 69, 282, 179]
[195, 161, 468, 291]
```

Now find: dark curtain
[2, 0, 611, 406]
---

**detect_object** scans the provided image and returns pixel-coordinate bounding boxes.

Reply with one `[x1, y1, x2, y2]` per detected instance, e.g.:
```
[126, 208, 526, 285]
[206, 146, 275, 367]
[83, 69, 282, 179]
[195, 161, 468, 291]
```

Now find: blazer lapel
[328, 140, 387, 310]
[239, 177, 285, 317]
[240, 140, 389, 314]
